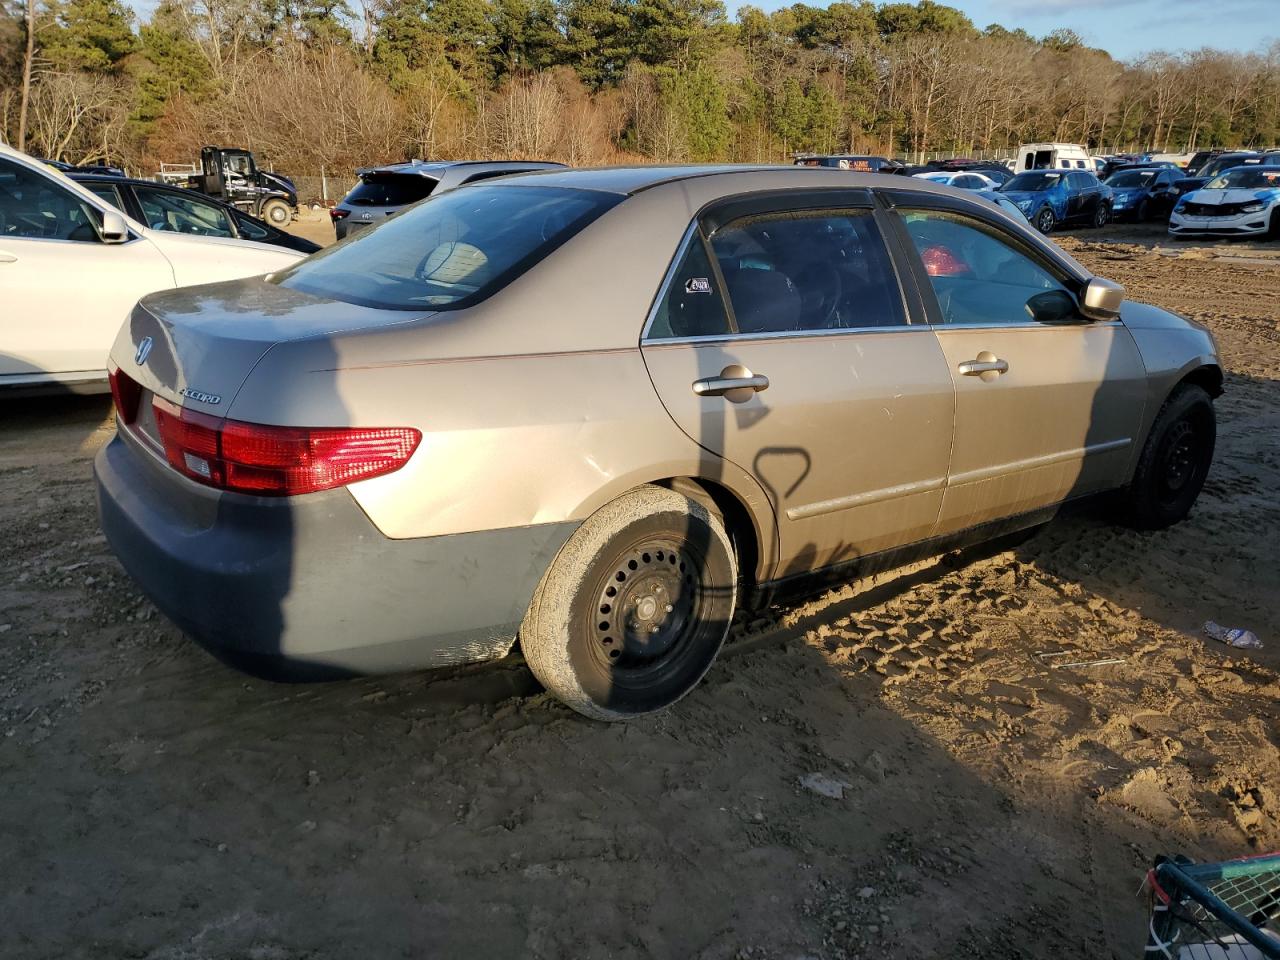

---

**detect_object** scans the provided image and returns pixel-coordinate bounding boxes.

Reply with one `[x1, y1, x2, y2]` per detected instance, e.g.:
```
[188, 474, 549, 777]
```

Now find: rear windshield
[345, 173, 438, 207]
[1107, 170, 1156, 188]
[275, 185, 621, 311]
[1004, 172, 1061, 192]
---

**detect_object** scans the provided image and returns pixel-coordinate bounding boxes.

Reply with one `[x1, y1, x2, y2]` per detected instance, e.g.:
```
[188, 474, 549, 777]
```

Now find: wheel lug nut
[666, 604, 673, 612]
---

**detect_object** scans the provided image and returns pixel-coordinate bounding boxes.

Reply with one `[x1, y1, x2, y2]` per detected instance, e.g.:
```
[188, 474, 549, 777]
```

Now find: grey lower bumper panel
[95, 434, 578, 680]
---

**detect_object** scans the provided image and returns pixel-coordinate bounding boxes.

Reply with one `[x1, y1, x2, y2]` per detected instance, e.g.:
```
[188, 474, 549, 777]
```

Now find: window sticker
[685, 277, 712, 294]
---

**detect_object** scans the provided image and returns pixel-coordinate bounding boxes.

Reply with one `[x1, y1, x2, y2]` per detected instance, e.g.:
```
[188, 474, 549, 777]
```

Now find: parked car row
[0, 142, 305, 393]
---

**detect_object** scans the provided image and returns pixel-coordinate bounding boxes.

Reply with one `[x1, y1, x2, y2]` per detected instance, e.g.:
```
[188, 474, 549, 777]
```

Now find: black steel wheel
[1121, 383, 1216, 530]
[521, 485, 737, 721]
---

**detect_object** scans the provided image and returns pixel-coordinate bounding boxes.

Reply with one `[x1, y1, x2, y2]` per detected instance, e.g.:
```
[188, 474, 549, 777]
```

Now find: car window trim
[876, 192, 1098, 330]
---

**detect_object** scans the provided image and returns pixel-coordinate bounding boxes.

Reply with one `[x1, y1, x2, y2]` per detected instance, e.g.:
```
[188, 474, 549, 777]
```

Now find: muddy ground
[1, 224, 1278, 959]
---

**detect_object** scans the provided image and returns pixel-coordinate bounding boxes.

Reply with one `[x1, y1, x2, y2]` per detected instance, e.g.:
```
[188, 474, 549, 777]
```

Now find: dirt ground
[1, 223, 1278, 959]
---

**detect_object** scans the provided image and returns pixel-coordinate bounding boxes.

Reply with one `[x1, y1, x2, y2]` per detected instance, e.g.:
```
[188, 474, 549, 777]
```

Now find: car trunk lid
[109, 275, 433, 421]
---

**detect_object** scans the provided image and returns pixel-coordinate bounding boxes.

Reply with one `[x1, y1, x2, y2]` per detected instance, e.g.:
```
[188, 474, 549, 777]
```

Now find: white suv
[0, 144, 304, 393]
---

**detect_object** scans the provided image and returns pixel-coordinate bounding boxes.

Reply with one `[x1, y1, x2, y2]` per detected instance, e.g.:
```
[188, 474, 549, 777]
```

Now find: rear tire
[521, 485, 737, 721]
[1119, 384, 1215, 530]
[1035, 206, 1055, 234]
[261, 199, 291, 225]
[1092, 203, 1109, 228]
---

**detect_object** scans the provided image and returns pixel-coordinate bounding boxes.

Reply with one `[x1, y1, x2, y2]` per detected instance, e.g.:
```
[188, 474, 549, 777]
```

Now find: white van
[1015, 143, 1095, 174]
[0, 143, 304, 393]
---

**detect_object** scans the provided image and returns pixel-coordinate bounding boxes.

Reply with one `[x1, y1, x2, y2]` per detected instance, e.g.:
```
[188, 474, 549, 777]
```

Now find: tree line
[2, 0, 1278, 178]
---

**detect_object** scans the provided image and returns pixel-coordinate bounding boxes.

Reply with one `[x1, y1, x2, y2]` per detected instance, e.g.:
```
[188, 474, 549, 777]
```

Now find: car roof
[355, 159, 567, 177]
[483, 164, 961, 196]
[70, 173, 185, 188]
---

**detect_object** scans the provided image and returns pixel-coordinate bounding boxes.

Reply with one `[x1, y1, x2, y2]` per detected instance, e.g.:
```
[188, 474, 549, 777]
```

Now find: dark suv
[331, 160, 566, 239]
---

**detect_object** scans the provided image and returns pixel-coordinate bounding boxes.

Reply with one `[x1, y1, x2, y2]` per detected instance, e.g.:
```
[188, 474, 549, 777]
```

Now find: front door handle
[693, 364, 770, 403]
[957, 351, 1009, 382]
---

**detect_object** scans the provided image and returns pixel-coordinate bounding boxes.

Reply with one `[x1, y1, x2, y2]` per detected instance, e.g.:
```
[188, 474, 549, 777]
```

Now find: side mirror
[100, 210, 129, 244]
[1079, 276, 1125, 321]
[1025, 289, 1079, 324]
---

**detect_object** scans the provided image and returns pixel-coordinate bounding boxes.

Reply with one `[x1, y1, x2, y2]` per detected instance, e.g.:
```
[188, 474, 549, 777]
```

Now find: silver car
[96, 166, 1222, 720]
[330, 160, 566, 239]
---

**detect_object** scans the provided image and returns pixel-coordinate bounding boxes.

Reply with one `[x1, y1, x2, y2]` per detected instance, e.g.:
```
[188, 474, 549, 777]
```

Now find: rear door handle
[693, 364, 770, 402]
[957, 351, 1009, 382]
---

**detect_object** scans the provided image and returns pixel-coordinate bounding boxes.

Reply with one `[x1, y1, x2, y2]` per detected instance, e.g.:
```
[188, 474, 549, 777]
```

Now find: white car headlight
[1242, 202, 1266, 213]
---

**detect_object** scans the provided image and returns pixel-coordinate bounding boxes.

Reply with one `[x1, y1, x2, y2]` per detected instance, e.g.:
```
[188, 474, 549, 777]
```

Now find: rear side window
[276, 185, 621, 310]
[648, 235, 732, 339]
[346, 174, 437, 207]
[709, 209, 903, 333]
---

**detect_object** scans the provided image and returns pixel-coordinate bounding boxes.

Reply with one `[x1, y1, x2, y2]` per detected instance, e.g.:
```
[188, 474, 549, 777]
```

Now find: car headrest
[724, 267, 800, 334]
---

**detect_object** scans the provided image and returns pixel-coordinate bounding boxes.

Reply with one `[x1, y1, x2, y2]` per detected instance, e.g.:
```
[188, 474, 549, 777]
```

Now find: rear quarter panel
[228, 340, 778, 578]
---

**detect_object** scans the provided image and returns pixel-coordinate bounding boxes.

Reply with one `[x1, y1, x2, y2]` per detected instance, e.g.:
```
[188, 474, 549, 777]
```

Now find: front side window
[84, 181, 125, 209]
[276, 185, 620, 311]
[707, 209, 904, 334]
[899, 209, 1078, 326]
[0, 158, 102, 242]
[136, 186, 234, 237]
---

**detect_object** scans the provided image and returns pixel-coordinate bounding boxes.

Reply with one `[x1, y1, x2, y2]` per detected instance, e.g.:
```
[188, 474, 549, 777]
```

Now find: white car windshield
[1205, 169, 1280, 191]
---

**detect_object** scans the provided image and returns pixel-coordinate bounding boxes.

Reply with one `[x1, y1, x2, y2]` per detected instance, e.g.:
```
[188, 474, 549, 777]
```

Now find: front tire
[261, 199, 291, 225]
[1035, 206, 1055, 234]
[521, 485, 737, 721]
[1120, 384, 1216, 530]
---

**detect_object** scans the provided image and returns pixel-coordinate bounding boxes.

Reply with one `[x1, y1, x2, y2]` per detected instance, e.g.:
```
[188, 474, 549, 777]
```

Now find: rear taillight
[151, 396, 420, 497]
[329, 208, 349, 220]
[108, 366, 142, 424]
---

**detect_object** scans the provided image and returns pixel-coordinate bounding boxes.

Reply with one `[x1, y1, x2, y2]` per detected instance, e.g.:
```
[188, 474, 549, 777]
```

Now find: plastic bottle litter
[1204, 621, 1263, 650]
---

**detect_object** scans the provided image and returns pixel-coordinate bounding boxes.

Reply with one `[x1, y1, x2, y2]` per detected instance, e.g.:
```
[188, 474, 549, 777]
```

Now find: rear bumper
[95, 432, 578, 680]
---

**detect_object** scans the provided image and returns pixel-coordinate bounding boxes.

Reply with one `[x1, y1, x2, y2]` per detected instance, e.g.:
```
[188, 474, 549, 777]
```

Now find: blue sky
[736, 0, 1278, 61]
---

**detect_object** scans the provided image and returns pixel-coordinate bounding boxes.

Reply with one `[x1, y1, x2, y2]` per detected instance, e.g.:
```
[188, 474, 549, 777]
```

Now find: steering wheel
[790, 259, 843, 328]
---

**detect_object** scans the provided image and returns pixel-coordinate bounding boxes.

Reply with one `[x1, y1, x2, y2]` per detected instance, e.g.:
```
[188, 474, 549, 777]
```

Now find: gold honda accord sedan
[96, 166, 1221, 720]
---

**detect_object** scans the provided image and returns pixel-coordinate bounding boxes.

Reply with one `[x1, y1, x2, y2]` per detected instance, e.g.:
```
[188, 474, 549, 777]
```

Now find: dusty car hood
[1182, 188, 1278, 207]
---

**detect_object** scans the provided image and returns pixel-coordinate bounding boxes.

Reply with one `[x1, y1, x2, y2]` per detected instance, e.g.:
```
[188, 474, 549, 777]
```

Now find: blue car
[998, 169, 1113, 234]
[1104, 166, 1181, 222]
